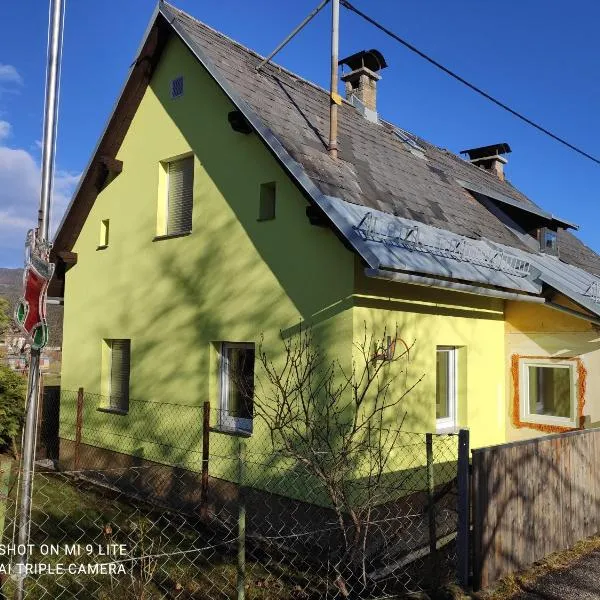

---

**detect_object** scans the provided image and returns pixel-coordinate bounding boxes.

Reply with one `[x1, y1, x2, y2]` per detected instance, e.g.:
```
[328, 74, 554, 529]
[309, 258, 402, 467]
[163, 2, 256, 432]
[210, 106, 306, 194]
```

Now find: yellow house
[50, 1, 600, 470]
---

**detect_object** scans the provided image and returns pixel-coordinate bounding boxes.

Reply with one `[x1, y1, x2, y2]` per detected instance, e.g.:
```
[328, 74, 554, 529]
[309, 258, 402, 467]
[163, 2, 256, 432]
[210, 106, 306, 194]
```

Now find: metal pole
[236, 437, 246, 600]
[15, 354, 40, 597]
[38, 0, 64, 240]
[426, 433, 439, 587]
[457, 429, 471, 588]
[256, 0, 330, 72]
[328, 0, 340, 158]
[200, 401, 210, 519]
[73, 388, 84, 472]
[15, 0, 64, 597]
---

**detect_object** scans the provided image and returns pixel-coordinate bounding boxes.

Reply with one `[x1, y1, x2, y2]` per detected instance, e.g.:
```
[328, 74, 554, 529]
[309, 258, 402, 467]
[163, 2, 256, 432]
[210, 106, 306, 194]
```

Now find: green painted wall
[61, 32, 509, 502]
[60, 34, 354, 474]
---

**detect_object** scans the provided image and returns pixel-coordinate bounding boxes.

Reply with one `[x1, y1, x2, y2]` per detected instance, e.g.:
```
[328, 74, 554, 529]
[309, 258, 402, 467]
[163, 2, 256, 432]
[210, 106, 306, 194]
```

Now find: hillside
[0, 267, 63, 346]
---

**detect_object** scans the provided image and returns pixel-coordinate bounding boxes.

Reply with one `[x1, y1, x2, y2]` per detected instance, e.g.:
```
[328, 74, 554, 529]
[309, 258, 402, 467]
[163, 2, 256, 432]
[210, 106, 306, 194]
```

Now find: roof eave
[53, 2, 380, 271]
[540, 273, 600, 320]
[456, 178, 578, 231]
[52, 2, 164, 258]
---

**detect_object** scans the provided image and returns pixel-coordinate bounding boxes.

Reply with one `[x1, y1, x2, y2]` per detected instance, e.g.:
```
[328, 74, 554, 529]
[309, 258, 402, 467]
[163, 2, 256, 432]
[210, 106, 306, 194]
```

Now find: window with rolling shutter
[108, 339, 130, 412]
[167, 157, 194, 235]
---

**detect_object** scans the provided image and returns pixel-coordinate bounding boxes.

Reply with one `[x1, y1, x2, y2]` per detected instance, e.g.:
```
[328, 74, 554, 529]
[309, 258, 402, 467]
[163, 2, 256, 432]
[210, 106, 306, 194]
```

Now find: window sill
[436, 422, 459, 434]
[152, 231, 191, 242]
[521, 418, 577, 430]
[97, 407, 128, 416]
[96, 245, 108, 251]
[256, 217, 275, 222]
[209, 426, 252, 438]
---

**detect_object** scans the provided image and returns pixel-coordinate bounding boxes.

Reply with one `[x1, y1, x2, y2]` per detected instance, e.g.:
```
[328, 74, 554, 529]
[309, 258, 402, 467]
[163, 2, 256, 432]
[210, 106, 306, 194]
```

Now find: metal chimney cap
[460, 143, 512, 161]
[339, 49, 388, 73]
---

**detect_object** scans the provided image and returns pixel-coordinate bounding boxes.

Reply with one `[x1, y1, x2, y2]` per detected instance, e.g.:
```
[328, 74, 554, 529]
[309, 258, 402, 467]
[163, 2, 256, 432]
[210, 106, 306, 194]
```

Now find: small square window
[219, 342, 254, 433]
[436, 346, 457, 431]
[258, 182, 276, 221]
[98, 219, 109, 248]
[171, 76, 184, 99]
[520, 359, 576, 427]
[104, 339, 130, 413]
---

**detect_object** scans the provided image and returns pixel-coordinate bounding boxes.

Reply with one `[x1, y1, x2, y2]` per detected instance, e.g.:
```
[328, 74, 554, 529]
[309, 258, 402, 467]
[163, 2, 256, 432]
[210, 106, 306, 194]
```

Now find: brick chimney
[339, 49, 387, 114]
[461, 143, 512, 181]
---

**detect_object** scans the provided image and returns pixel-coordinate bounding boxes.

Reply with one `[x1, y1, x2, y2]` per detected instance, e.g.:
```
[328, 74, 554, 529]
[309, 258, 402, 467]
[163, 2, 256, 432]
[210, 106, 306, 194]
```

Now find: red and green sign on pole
[14, 229, 54, 350]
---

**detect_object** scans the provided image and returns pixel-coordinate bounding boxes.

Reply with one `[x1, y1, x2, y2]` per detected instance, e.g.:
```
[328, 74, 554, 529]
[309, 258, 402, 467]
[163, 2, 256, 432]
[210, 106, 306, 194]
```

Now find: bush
[0, 364, 26, 456]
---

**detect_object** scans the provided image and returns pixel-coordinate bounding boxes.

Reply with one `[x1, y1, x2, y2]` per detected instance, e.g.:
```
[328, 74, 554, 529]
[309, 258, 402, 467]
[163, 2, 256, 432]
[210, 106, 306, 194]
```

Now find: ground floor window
[519, 358, 578, 428]
[436, 346, 457, 431]
[219, 342, 255, 433]
[105, 339, 130, 413]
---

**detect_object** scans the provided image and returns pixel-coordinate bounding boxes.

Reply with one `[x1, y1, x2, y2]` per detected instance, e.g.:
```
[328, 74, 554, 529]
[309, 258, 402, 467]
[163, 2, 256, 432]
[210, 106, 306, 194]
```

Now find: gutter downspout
[364, 268, 546, 303]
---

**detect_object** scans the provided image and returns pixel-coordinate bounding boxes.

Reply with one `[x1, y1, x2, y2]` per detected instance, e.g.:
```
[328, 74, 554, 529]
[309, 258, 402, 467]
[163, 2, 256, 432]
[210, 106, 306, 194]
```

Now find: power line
[340, 0, 600, 166]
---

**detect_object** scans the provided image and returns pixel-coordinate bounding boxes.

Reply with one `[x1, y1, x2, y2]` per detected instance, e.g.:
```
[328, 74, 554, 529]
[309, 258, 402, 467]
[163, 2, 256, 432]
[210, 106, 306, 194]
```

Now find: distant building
[1, 334, 61, 376]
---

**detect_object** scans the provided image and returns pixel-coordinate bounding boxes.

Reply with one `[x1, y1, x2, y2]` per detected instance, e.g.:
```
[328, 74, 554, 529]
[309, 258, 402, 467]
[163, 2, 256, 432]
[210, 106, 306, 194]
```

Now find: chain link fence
[0, 389, 467, 599]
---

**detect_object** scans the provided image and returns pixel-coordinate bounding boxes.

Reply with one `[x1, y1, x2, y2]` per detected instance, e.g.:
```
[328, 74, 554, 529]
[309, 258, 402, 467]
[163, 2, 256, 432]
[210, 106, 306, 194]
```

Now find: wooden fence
[472, 427, 600, 589]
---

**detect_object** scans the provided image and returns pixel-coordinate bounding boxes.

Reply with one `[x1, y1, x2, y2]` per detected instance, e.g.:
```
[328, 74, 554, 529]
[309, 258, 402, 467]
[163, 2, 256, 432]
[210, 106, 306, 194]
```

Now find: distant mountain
[0, 267, 63, 346]
[0, 268, 23, 286]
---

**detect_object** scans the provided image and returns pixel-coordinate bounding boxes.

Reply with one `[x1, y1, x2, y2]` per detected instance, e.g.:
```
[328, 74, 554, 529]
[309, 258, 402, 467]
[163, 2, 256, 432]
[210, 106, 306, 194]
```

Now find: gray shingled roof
[167, 5, 531, 248]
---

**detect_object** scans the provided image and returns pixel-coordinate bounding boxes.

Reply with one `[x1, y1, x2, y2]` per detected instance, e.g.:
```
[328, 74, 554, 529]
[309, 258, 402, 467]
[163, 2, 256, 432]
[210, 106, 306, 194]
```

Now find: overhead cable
[340, 0, 600, 166]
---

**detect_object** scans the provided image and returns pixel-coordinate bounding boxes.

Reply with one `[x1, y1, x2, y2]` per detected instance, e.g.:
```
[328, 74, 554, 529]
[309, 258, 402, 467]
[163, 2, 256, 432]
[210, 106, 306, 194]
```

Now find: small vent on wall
[171, 76, 184, 99]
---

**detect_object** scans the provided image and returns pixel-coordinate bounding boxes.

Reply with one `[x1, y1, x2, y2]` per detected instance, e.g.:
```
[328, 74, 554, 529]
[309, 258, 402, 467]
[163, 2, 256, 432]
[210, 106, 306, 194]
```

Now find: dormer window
[539, 227, 558, 256]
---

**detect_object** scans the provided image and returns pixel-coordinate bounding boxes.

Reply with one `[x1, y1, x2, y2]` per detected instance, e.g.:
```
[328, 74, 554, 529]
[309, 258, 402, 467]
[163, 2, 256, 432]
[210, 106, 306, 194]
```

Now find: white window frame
[219, 342, 254, 433]
[520, 358, 577, 428]
[436, 346, 458, 432]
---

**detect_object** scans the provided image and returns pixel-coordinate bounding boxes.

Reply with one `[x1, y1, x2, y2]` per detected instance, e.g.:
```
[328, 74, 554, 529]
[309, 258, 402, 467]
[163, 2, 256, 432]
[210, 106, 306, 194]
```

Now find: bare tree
[253, 324, 424, 597]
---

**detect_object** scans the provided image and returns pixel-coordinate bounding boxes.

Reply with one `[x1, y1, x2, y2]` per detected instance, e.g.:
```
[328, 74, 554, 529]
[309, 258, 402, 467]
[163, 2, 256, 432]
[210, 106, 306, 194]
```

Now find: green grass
[0, 473, 325, 599]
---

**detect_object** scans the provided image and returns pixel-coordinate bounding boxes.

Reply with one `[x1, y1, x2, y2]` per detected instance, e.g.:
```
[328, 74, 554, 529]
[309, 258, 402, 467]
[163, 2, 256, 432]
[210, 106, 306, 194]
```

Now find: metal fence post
[74, 387, 84, 471]
[237, 437, 246, 600]
[36, 374, 45, 458]
[426, 432, 440, 589]
[200, 401, 210, 519]
[426, 433, 437, 555]
[457, 429, 470, 588]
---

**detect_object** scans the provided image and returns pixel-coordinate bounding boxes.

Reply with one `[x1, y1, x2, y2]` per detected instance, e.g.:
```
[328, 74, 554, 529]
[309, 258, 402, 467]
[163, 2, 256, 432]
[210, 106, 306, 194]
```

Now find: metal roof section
[392, 127, 427, 158]
[477, 236, 600, 318]
[324, 196, 541, 294]
[325, 195, 600, 318]
[527, 254, 600, 319]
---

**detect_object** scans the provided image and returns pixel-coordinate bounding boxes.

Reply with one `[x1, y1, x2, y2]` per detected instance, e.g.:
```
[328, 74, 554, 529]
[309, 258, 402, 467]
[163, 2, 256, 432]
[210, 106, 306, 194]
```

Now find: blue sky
[1, 0, 599, 267]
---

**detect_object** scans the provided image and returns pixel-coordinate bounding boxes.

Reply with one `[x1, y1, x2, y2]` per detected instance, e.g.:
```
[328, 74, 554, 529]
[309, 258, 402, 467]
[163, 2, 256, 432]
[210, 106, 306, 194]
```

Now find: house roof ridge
[161, 1, 344, 103]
